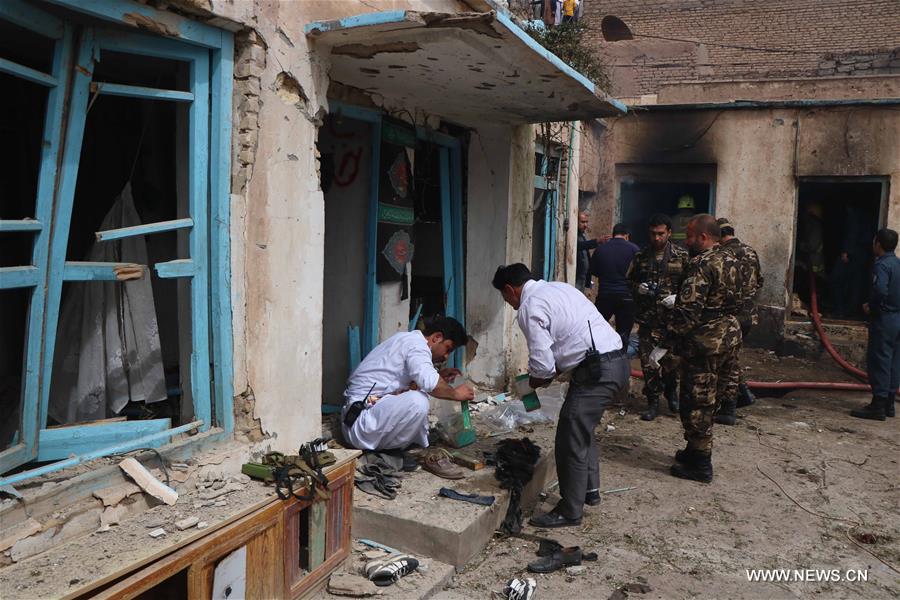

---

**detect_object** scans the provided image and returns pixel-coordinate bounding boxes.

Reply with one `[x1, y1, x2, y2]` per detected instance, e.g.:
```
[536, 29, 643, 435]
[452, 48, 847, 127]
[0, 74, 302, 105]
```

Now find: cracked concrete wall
[585, 105, 900, 346]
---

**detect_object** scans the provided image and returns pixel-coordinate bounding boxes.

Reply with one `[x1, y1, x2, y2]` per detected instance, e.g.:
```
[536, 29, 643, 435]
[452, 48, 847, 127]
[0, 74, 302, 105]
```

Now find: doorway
[618, 180, 712, 249]
[793, 178, 886, 321]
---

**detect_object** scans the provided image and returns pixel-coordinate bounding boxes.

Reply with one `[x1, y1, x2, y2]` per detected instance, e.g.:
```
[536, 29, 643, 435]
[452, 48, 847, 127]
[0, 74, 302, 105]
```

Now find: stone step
[350, 441, 556, 568]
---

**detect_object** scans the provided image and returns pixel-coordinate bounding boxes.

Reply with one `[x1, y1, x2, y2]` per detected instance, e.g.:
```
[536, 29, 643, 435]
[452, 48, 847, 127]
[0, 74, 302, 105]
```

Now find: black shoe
[850, 396, 887, 421]
[714, 400, 736, 426]
[527, 546, 583, 573]
[640, 398, 659, 421]
[887, 393, 896, 418]
[401, 453, 419, 472]
[674, 446, 691, 464]
[665, 379, 679, 413]
[529, 510, 582, 529]
[670, 452, 713, 483]
[585, 490, 601, 506]
[736, 383, 756, 408]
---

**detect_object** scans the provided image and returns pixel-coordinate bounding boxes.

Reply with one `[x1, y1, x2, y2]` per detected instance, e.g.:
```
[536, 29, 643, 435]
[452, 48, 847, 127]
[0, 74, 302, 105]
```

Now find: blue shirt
[870, 252, 900, 315]
[589, 237, 640, 296]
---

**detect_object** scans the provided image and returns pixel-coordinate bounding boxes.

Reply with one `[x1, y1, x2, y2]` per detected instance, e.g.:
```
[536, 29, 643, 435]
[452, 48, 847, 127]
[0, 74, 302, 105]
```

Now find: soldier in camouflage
[661, 214, 743, 483]
[713, 218, 764, 425]
[626, 214, 690, 421]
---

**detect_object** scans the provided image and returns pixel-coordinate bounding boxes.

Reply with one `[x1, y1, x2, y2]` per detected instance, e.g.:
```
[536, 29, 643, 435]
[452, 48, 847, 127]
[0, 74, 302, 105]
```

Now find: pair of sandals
[355, 463, 402, 500]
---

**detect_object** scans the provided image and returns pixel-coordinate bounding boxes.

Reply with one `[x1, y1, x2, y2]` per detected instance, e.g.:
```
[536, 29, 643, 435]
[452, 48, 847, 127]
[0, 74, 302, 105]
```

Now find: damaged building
[577, 0, 900, 357]
[0, 0, 623, 596]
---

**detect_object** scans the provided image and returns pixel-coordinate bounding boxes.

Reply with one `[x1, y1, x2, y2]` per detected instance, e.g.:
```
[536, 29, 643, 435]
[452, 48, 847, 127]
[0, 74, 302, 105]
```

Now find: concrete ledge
[351, 445, 556, 568]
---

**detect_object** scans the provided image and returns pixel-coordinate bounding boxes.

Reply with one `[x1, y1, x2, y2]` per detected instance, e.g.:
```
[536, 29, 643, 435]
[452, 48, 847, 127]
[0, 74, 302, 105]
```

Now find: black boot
[736, 383, 756, 408]
[640, 397, 659, 421]
[850, 396, 887, 421]
[674, 446, 691, 464]
[665, 378, 679, 413]
[714, 399, 736, 426]
[887, 393, 896, 418]
[670, 450, 713, 483]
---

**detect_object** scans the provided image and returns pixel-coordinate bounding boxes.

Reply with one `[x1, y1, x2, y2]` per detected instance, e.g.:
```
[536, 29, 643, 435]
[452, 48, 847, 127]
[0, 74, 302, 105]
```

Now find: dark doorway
[618, 180, 712, 248]
[793, 180, 884, 321]
[410, 141, 447, 324]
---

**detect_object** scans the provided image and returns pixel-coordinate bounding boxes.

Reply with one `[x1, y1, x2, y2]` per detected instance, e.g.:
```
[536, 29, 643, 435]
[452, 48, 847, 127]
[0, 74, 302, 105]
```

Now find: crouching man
[342, 317, 475, 455]
[493, 264, 629, 528]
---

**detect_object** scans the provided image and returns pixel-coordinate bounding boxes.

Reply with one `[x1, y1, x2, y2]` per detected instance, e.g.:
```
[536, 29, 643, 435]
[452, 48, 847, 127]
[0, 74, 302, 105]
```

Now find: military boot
[736, 383, 756, 408]
[714, 399, 736, 426]
[640, 397, 659, 421]
[674, 445, 691, 464]
[664, 378, 679, 413]
[887, 393, 896, 418]
[670, 450, 713, 483]
[850, 396, 887, 421]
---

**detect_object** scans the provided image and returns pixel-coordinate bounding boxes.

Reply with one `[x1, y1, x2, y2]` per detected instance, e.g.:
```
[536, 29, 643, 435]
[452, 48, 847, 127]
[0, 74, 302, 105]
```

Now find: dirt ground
[438, 348, 900, 599]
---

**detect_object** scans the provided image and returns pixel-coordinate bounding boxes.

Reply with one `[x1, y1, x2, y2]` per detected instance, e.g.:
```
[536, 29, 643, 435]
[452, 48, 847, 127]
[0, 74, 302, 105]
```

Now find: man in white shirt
[342, 317, 474, 455]
[493, 264, 629, 528]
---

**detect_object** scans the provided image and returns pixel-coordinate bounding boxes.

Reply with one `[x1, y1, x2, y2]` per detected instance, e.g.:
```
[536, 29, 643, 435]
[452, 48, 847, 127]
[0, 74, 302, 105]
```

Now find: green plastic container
[515, 374, 542, 412]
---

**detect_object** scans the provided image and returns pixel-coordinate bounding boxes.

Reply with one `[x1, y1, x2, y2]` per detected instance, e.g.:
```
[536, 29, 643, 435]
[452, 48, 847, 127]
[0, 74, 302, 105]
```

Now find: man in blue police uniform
[852, 228, 900, 421]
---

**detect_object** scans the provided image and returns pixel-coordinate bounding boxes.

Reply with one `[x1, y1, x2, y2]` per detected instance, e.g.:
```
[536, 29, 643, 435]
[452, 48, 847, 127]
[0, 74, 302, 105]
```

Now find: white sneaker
[501, 577, 537, 600]
[364, 553, 420, 587]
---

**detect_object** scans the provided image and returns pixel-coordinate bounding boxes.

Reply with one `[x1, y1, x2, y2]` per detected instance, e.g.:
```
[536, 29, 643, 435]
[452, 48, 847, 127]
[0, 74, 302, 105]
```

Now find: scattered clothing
[354, 452, 404, 500]
[495, 438, 542, 535]
[438, 487, 495, 506]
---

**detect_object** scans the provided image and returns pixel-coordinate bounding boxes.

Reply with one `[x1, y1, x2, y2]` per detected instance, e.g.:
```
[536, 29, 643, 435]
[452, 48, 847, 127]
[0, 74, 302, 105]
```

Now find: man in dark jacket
[852, 228, 900, 421]
[591, 223, 639, 348]
[576, 211, 599, 292]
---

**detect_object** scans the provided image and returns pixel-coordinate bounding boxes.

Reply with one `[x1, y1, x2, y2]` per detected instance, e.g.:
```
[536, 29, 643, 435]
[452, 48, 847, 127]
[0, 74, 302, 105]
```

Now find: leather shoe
[527, 546, 583, 573]
[585, 490, 601, 506]
[528, 510, 582, 529]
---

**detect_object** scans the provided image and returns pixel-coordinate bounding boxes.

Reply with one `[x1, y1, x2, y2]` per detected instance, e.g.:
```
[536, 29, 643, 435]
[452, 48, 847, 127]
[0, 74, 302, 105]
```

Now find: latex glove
[661, 294, 677, 309]
[648, 346, 668, 370]
[637, 282, 652, 296]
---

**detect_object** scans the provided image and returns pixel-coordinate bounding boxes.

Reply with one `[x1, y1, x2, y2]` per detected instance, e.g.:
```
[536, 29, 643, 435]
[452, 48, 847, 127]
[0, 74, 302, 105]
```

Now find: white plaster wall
[465, 125, 514, 389]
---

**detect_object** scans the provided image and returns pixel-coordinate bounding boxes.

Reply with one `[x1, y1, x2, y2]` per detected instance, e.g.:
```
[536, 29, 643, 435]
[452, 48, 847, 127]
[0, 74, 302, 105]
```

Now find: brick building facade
[581, 0, 900, 97]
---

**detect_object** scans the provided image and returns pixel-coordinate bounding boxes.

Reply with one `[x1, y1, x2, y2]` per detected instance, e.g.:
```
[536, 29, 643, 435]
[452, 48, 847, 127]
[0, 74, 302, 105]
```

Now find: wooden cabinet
[90, 456, 357, 599]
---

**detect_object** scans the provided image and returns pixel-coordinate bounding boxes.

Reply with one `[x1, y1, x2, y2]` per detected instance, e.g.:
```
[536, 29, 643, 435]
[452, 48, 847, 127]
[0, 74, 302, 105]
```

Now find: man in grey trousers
[493, 264, 630, 528]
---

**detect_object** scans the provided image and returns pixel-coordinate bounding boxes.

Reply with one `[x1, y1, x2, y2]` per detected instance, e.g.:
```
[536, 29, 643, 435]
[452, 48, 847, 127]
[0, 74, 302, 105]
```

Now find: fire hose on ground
[628, 274, 873, 394]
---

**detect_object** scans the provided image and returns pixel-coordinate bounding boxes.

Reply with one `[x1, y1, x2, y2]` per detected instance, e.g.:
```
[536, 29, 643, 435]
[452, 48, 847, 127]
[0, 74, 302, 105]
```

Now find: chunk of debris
[93, 482, 142, 507]
[98, 506, 125, 532]
[566, 565, 586, 576]
[623, 582, 653, 593]
[0, 518, 42, 552]
[197, 521, 209, 529]
[175, 516, 200, 531]
[327, 573, 383, 597]
[200, 481, 244, 501]
[148, 528, 167, 539]
[120, 458, 178, 506]
[363, 549, 387, 559]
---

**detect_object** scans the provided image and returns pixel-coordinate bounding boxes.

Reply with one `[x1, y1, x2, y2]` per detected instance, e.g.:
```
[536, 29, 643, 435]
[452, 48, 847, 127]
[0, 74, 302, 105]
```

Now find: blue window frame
[0, 0, 233, 479]
[534, 143, 561, 281]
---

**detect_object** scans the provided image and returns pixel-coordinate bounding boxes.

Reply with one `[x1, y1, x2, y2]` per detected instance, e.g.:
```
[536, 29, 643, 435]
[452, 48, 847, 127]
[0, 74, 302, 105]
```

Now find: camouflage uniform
[666, 246, 743, 453]
[717, 238, 763, 403]
[627, 242, 689, 404]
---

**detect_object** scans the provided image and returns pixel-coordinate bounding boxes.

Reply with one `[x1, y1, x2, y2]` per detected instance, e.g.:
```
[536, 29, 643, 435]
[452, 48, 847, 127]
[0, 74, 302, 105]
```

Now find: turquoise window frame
[328, 103, 465, 363]
[0, 0, 234, 480]
[534, 143, 560, 281]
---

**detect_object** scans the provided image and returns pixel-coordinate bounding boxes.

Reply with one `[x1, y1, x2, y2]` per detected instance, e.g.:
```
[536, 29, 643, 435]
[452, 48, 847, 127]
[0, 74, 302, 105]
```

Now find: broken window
[0, 2, 231, 475]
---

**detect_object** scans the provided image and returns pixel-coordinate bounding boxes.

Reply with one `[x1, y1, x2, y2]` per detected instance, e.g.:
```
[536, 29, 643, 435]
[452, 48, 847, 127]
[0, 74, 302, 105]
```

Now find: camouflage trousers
[680, 347, 739, 453]
[638, 326, 679, 401]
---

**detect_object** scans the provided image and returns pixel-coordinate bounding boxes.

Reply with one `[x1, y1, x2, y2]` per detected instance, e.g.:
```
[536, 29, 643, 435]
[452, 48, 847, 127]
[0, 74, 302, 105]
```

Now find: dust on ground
[439, 348, 900, 599]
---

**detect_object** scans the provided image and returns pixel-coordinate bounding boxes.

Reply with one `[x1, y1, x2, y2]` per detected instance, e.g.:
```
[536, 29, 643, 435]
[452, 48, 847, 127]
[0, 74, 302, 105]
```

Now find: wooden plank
[37, 419, 170, 462]
[62, 261, 145, 281]
[0, 57, 57, 87]
[246, 514, 285, 599]
[347, 325, 361, 374]
[91, 81, 193, 102]
[154, 258, 194, 279]
[0, 266, 39, 289]
[119, 457, 178, 505]
[308, 502, 326, 570]
[95, 217, 193, 242]
[0, 220, 42, 232]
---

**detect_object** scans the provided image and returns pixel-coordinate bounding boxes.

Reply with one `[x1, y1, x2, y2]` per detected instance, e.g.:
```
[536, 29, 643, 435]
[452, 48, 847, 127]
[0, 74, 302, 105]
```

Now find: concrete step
[350, 431, 556, 568]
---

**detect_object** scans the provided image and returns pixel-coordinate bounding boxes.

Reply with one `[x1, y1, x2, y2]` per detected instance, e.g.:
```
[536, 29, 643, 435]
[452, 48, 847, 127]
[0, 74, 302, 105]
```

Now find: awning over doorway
[305, 10, 626, 124]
